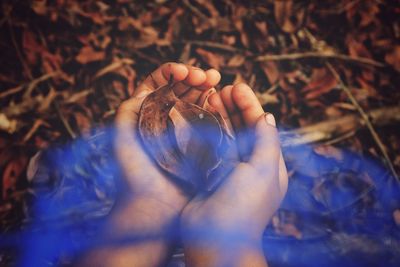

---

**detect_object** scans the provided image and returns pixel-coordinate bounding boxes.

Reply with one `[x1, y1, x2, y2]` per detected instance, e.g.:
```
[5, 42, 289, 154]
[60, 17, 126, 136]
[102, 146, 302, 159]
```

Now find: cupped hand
[114, 62, 221, 215]
[181, 83, 288, 251]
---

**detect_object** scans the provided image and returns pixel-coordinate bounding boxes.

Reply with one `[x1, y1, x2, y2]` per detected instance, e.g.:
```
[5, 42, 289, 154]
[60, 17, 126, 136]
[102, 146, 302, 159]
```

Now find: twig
[255, 51, 385, 67]
[323, 130, 356, 146]
[316, 0, 361, 14]
[132, 50, 161, 65]
[8, 18, 33, 80]
[0, 71, 61, 99]
[179, 43, 192, 63]
[281, 106, 400, 147]
[183, 40, 248, 54]
[182, 0, 211, 24]
[55, 102, 76, 139]
[326, 63, 399, 180]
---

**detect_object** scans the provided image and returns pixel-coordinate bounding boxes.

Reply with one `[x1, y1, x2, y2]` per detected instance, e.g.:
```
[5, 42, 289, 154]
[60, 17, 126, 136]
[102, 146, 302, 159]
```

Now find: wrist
[105, 194, 185, 241]
[183, 234, 266, 267]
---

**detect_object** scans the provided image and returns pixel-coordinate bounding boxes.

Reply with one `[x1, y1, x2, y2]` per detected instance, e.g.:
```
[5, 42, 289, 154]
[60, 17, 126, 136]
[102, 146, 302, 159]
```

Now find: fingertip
[208, 91, 223, 110]
[200, 69, 221, 89]
[185, 67, 207, 86]
[254, 113, 279, 146]
[231, 83, 265, 127]
[161, 62, 189, 82]
[231, 83, 255, 108]
[220, 85, 235, 112]
[264, 113, 276, 127]
[220, 85, 233, 101]
[250, 113, 280, 169]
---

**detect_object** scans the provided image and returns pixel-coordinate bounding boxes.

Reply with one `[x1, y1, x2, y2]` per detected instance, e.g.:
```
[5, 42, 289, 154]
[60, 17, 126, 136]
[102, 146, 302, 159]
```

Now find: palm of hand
[114, 63, 288, 240]
[181, 83, 288, 242]
[114, 63, 222, 212]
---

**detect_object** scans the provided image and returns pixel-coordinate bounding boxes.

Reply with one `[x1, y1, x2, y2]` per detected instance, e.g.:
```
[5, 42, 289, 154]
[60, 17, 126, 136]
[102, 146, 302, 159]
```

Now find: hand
[76, 63, 222, 267]
[114, 62, 221, 214]
[181, 83, 288, 267]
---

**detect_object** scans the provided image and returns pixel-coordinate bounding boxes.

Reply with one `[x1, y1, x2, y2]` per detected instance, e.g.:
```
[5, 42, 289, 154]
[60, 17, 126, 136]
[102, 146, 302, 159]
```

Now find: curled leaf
[138, 82, 235, 191]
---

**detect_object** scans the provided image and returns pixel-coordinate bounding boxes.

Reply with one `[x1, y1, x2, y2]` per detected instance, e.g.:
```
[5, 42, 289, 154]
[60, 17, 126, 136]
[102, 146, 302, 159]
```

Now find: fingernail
[264, 113, 276, 127]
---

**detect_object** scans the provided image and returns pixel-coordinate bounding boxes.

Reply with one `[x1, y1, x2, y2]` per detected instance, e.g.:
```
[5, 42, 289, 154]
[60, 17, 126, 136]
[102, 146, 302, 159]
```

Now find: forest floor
[0, 1, 400, 266]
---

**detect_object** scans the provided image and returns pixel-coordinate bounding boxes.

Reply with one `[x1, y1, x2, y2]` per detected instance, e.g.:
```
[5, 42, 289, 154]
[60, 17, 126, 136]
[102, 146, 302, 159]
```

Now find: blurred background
[0, 0, 399, 266]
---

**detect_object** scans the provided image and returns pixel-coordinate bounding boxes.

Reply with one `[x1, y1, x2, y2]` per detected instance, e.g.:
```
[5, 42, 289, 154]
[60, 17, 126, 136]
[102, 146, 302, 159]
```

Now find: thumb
[249, 113, 280, 178]
[115, 92, 149, 130]
[251, 113, 288, 199]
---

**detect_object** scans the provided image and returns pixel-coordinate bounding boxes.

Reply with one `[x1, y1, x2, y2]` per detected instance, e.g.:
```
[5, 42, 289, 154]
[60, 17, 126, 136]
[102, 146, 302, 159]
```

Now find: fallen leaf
[261, 61, 280, 84]
[274, 1, 305, 33]
[0, 113, 17, 134]
[227, 54, 245, 67]
[385, 45, 400, 72]
[2, 156, 28, 199]
[302, 67, 337, 100]
[196, 48, 224, 69]
[94, 58, 134, 79]
[76, 46, 106, 64]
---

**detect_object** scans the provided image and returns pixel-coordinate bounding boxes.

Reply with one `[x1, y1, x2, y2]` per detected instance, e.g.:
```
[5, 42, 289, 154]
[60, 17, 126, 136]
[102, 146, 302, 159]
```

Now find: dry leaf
[261, 61, 280, 84]
[76, 46, 106, 64]
[385, 45, 400, 72]
[138, 82, 235, 191]
[302, 68, 337, 100]
[227, 54, 245, 67]
[0, 113, 17, 134]
[196, 48, 224, 70]
[2, 156, 28, 199]
[274, 1, 305, 33]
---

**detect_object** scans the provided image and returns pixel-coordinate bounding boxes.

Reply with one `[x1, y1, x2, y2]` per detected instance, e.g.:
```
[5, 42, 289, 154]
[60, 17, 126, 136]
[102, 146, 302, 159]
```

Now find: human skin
[75, 63, 288, 267]
[181, 83, 288, 267]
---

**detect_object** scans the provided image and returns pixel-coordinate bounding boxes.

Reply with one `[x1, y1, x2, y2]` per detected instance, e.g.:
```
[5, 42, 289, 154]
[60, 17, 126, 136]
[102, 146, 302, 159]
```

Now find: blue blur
[0, 125, 399, 267]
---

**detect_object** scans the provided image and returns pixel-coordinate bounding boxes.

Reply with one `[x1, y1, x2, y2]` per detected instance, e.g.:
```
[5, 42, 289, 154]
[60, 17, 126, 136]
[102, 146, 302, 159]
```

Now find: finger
[252, 113, 287, 200]
[114, 95, 154, 173]
[232, 83, 288, 196]
[177, 68, 220, 103]
[220, 85, 243, 132]
[197, 88, 217, 107]
[249, 114, 280, 176]
[184, 66, 207, 86]
[207, 92, 240, 161]
[198, 68, 221, 89]
[173, 66, 208, 97]
[231, 83, 264, 128]
[134, 62, 189, 97]
[207, 92, 235, 136]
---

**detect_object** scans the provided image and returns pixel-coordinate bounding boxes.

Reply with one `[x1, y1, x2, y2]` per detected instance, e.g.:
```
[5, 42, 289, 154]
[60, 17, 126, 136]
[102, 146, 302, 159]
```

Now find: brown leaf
[76, 46, 105, 64]
[346, 36, 372, 59]
[302, 68, 337, 100]
[233, 18, 249, 47]
[73, 111, 92, 136]
[195, 48, 224, 70]
[227, 54, 245, 67]
[94, 58, 134, 79]
[385, 45, 400, 72]
[274, 1, 305, 33]
[0, 113, 17, 134]
[31, 0, 47, 16]
[138, 82, 234, 191]
[261, 61, 280, 84]
[2, 156, 28, 199]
